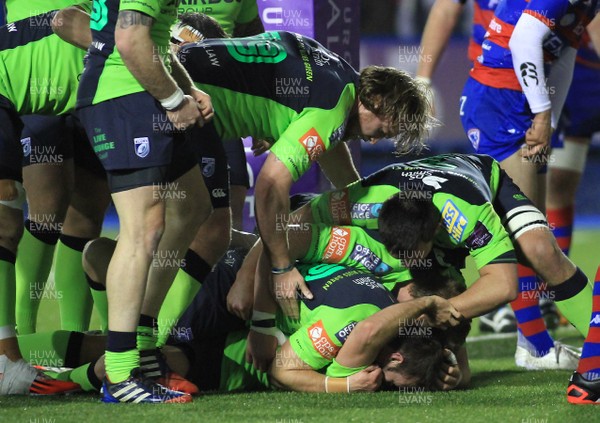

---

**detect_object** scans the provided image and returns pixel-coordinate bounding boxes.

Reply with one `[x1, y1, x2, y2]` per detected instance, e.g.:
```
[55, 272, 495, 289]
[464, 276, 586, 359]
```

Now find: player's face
[357, 102, 392, 144]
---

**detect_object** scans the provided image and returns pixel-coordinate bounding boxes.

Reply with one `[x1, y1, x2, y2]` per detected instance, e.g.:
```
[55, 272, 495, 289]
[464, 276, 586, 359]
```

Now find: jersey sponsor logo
[352, 276, 384, 290]
[591, 314, 600, 326]
[465, 221, 493, 250]
[134, 137, 150, 158]
[329, 122, 346, 144]
[335, 321, 358, 344]
[308, 320, 339, 360]
[21, 137, 31, 157]
[349, 243, 383, 272]
[467, 129, 480, 150]
[322, 227, 351, 262]
[422, 176, 448, 190]
[441, 199, 468, 243]
[519, 62, 539, 87]
[298, 128, 325, 161]
[401, 170, 432, 180]
[201, 157, 215, 178]
[212, 188, 226, 198]
[329, 189, 351, 224]
[6, 22, 17, 33]
[350, 203, 381, 219]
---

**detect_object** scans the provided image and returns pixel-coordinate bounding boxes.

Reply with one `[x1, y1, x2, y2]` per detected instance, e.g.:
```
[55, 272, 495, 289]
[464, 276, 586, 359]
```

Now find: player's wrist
[160, 86, 185, 111]
[271, 263, 294, 275]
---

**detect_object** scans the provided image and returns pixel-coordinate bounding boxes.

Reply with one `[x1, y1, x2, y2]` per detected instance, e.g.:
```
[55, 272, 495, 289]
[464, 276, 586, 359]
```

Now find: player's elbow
[115, 27, 147, 62]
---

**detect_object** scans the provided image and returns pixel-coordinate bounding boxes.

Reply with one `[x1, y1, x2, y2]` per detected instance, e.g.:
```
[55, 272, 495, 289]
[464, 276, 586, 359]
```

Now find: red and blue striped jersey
[471, 0, 598, 90]
[460, 0, 499, 62]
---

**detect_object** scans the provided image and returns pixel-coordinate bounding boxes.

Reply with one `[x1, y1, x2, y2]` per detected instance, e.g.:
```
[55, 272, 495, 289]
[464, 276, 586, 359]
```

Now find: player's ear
[390, 351, 404, 364]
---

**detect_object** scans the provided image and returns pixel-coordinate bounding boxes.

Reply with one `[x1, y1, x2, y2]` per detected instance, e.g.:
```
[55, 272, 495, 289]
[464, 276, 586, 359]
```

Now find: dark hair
[408, 273, 472, 350]
[392, 336, 445, 391]
[178, 13, 228, 39]
[357, 66, 435, 154]
[378, 193, 440, 257]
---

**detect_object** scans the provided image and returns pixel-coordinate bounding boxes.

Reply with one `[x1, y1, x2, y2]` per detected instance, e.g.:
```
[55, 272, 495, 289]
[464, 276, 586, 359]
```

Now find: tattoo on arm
[117, 10, 153, 29]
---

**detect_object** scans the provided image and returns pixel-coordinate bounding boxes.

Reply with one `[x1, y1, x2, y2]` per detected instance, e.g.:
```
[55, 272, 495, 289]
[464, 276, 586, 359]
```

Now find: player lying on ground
[235, 153, 587, 369]
[17, 247, 466, 394]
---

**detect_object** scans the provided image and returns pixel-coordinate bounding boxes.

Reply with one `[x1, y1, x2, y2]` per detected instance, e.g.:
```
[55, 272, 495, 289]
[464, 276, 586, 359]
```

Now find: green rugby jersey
[178, 31, 359, 181]
[218, 264, 395, 389]
[5, 0, 82, 22]
[302, 224, 411, 291]
[77, 0, 179, 107]
[278, 263, 395, 373]
[177, 0, 259, 36]
[310, 153, 516, 271]
[0, 4, 91, 115]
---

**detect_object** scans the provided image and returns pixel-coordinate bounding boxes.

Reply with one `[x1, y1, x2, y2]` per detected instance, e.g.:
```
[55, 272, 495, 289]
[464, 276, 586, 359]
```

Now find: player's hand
[347, 365, 383, 392]
[190, 87, 214, 123]
[421, 296, 462, 329]
[245, 329, 278, 372]
[227, 271, 254, 320]
[522, 110, 552, 160]
[251, 138, 272, 156]
[436, 349, 463, 391]
[273, 267, 313, 319]
[166, 95, 203, 130]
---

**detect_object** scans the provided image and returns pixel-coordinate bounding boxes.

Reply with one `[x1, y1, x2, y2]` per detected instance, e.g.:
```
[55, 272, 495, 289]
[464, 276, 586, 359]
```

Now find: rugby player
[459, 0, 599, 369]
[3, 0, 111, 335]
[416, 0, 523, 336]
[75, 0, 214, 403]
[173, 28, 434, 320]
[176, 1, 265, 230]
[21, 247, 465, 394]
[0, 3, 96, 395]
[238, 154, 586, 370]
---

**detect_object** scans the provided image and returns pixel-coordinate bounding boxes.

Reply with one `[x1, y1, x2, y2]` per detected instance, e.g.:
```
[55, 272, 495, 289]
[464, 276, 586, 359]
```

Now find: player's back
[0, 11, 85, 115]
[178, 31, 359, 141]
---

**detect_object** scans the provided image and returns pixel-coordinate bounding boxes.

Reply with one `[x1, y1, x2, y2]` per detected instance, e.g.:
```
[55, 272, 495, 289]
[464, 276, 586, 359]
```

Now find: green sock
[136, 324, 157, 352]
[0, 252, 16, 328]
[555, 283, 592, 337]
[54, 236, 93, 332]
[105, 350, 139, 383]
[157, 269, 202, 347]
[553, 268, 592, 337]
[15, 225, 57, 334]
[42, 361, 102, 392]
[17, 330, 76, 366]
[85, 273, 108, 332]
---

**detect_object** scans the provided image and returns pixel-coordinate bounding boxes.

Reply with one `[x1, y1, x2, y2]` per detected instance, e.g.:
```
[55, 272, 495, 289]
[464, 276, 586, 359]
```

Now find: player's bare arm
[416, 0, 464, 81]
[317, 142, 360, 188]
[449, 263, 518, 319]
[268, 341, 382, 393]
[51, 5, 92, 50]
[115, 10, 202, 129]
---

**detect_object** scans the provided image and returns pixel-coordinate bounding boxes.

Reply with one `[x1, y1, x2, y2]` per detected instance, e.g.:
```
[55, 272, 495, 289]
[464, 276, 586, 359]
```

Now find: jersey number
[226, 32, 287, 64]
[91, 0, 109, 31]
[459, 96, 467, 116]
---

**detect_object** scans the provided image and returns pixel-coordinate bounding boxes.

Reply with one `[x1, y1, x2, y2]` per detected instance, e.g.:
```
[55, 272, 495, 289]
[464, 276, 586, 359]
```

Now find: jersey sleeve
[119, 0, 161, 19]
[269, 84, 355, 181]
[288, 320, 341, 371]
[463, 203, 516, 269]
[237, 0, 260, 24]
[76, 1, 93, 14]
[325, 358, 367, 378]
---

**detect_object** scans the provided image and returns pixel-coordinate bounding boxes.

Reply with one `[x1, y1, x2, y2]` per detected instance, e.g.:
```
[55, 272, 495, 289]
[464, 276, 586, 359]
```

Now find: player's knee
[82, 237, 116, 283]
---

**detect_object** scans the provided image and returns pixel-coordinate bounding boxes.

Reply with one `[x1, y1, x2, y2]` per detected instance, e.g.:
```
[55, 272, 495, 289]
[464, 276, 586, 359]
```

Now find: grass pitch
[0, 228, 598, 422]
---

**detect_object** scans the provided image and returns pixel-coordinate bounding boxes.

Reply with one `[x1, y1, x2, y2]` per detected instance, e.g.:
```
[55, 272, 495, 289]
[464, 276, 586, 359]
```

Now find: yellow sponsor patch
[441, 199, 468, 243]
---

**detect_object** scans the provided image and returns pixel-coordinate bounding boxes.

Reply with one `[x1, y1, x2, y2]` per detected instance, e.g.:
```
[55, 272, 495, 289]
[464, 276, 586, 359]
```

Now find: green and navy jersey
[217, 264, 395, 389]
[311, 153, 516, 270]
[178, 0, 259, 36]
[278, 264, 396, 373]
[0, 4, 90, 115]
[178, 31, 359, 181]
[77, 0, 179, 107]
[5, 0, 81, 22]
[302, 224, 411, 291]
